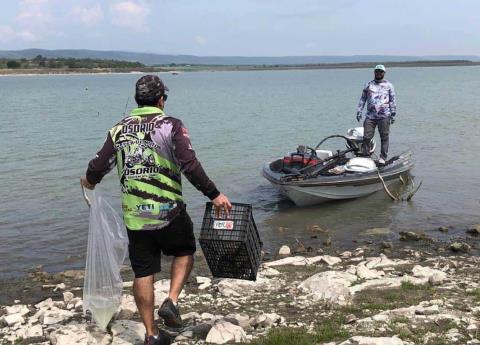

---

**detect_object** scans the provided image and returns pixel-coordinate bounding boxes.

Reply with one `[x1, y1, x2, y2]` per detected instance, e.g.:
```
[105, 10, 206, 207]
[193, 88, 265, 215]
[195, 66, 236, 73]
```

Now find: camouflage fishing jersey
[86, 106, 219, 231]
[357, 79, 396, 119]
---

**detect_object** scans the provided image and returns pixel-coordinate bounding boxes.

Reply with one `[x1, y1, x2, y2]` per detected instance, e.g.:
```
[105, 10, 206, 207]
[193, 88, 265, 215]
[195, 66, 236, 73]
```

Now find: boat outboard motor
[346, 127, 376, 155]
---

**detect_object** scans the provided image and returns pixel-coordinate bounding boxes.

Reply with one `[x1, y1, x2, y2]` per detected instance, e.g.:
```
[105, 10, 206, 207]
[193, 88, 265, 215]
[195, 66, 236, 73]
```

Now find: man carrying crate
[81, 75, 232, 345]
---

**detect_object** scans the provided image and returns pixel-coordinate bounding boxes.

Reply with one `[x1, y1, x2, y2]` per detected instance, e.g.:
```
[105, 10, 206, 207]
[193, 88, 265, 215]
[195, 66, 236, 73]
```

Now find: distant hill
[1, 49, 479, 66]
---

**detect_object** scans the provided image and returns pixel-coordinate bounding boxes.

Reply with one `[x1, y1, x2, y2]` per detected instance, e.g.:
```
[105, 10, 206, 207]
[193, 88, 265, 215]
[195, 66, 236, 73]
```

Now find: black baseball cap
[135, 75, 169, 103]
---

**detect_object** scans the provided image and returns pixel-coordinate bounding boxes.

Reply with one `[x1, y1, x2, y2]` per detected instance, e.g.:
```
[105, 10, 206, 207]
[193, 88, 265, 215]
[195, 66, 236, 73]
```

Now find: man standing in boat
[356, 65, 397, 164]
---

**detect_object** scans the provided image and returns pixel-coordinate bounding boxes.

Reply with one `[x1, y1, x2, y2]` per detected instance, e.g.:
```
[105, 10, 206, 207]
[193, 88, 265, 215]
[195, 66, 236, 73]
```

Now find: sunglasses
[375, 70, 385, 73]
[162, 94, 168, 101]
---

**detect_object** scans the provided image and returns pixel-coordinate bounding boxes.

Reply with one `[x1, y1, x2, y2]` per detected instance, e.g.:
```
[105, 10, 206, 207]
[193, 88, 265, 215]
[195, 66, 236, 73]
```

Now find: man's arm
[172, 120, 231, 214]
[172, 121, 219, 199]
[389, 84, 397, 115]
[357, 83, 368, 113]
[81, 134, 116, 190]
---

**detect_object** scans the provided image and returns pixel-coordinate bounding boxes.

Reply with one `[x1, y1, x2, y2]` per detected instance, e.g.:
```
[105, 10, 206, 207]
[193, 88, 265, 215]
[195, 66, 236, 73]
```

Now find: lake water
[1, 67, 480, 279]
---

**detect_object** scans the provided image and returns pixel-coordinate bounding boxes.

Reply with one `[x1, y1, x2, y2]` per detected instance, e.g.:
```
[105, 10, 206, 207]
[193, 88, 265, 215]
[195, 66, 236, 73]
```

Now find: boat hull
[277, 178, 398, 206]
[262, 151, 413, 206]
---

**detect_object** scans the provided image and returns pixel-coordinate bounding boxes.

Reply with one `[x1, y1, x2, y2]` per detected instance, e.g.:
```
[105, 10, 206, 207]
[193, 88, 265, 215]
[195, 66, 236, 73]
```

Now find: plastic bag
[82, 189, 128, 330]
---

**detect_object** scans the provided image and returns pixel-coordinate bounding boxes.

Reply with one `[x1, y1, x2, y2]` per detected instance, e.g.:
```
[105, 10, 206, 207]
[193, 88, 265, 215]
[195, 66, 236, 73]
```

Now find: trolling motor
[345, 127, 376, 156]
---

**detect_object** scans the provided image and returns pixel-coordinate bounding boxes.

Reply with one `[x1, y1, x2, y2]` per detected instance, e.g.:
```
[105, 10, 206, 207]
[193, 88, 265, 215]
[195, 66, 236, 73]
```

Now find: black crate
[199, 202, 262, 281]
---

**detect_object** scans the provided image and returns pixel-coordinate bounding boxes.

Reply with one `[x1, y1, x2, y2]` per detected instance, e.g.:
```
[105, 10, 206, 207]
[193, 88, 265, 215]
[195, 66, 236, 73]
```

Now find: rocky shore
[2, 226, 480, 345]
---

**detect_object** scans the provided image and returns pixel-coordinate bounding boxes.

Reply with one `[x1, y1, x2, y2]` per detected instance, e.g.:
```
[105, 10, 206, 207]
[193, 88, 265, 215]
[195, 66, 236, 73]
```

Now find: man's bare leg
[133, 275, 157, 336]
[169, 255, 194, 303]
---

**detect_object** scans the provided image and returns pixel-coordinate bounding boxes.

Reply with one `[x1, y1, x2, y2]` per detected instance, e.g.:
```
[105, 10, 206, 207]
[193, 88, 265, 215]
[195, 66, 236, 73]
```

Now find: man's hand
[390, 113, 396, 125]
[356, 111, 362, 122]
[80, 176, 95, 190]
[212, 193, 232, 217]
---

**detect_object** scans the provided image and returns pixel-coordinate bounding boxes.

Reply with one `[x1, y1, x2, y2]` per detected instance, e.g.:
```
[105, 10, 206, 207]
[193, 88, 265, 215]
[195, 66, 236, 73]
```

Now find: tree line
[1, 55, 145, 69]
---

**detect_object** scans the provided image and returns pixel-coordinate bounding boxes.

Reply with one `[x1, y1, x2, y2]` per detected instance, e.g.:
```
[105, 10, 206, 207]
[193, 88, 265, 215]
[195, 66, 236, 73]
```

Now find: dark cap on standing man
[135, 75, 169, 105]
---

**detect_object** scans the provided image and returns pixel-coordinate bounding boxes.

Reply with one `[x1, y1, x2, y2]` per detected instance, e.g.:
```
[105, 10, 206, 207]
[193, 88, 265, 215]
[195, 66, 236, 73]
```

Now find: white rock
[53, 283, 66, 291]
[75, 299, 83, 312]
[298, 271, 357, 305]
[49, 323, 111, 345]
[364, 254, 410, 269]
[201, 312, 215, 320]
[227, 313, 250, 329]
[217, 277, 271, 297]
[278, 245, 291, 255]
[258, 267, 281, 277]
[205, 321, 246, 344]
[16, 324, 43, 338]
[117, 294, 138, 315]
[197, 276, 211, 285]
[182, 312, 201, 321]
[356, 263, 385, 280]
[467, 324, 478, 332]
[353, 248, 365, 256]
[411, 265, 447, 285]
[42, 308, 74, 325]
[111, 320, 145, 345]
[372, 314, 389, 322]
[1, 313, 25, 326]
[339, 335, 405, 345]
[35, 298, 53, 310]
[53, 301, 66, 309]
[5, 305, 29, 316]
[154, 279, 185, 305]
[175, 334, 190, 341]
[229, 300, 240, 307]
[122, 281, 134, 288]
[340, 251, 353, 259]
[197, 277, 212, 290]
[252, 313, 282, 328]
[350, 275, 428, 294]
[415, 305, 439, 315]
[307, 255, 342, 266]
[63, 291, 75, 304]
[264, 256, 308, 267]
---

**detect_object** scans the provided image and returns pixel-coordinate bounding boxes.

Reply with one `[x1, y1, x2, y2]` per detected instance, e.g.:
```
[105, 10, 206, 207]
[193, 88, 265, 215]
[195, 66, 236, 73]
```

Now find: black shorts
[127, 210, 196, 278]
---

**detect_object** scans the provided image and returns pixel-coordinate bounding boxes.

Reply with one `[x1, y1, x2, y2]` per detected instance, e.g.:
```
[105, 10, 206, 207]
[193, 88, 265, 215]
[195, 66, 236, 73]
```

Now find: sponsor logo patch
[213, 220, 234, 230]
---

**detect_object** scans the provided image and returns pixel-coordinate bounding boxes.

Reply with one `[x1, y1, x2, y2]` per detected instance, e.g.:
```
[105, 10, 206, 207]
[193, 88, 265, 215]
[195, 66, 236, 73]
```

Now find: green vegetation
[339, 283, 435, 318]
[246, 317, 350, 345]
[0, 54, 145, 70]
[388, 318, 458, 345]
[467, 288, 480, 302]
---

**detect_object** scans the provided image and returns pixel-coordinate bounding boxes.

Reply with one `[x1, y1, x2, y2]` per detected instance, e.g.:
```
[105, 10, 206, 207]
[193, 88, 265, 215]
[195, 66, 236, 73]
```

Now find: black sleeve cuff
[86, 169, 100, 185]
[206, 188, 220, 200]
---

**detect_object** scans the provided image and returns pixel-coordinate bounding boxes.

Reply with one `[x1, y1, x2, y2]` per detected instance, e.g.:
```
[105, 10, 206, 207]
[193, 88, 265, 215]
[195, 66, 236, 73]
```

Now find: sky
[0, 0, 479, 56]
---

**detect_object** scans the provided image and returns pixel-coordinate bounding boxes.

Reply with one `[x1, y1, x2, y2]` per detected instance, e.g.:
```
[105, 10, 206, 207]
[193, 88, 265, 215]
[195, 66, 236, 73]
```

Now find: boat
[262, 127, 414, 206]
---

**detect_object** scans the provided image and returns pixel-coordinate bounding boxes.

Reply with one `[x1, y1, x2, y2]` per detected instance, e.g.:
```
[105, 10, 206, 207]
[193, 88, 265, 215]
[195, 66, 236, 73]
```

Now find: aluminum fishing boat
[262, 128, 414, 206]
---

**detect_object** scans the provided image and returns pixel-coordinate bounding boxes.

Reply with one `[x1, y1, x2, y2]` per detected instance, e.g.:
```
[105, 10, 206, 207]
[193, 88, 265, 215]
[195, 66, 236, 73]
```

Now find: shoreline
[1, 61, 480, 76]
[1, 222, 479, 303]
[1, 223, 478, 304]
[1, 231, 480, 344]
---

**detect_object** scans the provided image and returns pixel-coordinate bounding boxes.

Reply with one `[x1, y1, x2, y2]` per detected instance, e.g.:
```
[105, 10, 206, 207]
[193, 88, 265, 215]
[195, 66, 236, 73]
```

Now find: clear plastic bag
[82, 189, 128, 330]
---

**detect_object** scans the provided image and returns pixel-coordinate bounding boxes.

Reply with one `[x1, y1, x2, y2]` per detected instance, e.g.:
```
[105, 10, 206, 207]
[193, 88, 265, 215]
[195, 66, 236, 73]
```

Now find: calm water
[1, 67, 480, 279]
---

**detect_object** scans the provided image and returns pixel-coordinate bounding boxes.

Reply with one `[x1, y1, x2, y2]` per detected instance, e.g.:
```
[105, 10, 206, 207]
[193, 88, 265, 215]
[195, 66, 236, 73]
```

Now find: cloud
[110, 1, 150, 31]
[71, 4, 103, 26]
[0, 25, 39, 42]
[16, 0, 51, 27]
[195, 35, 207, 45]
[0, 26, 16, 43]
